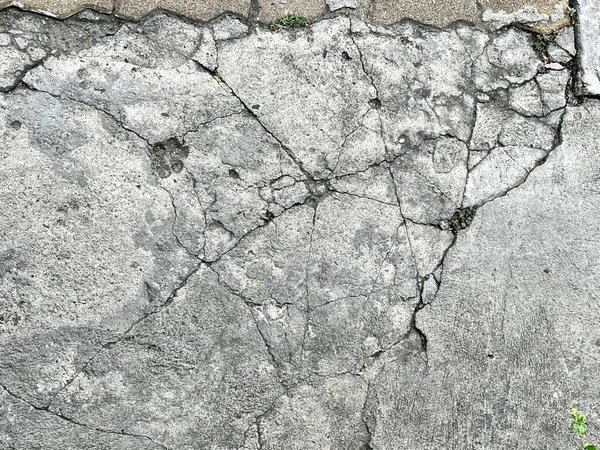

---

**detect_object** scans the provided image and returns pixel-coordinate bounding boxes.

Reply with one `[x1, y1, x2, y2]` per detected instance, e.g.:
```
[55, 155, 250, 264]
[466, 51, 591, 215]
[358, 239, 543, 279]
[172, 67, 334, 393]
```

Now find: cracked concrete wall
[0, 6, 598, 450]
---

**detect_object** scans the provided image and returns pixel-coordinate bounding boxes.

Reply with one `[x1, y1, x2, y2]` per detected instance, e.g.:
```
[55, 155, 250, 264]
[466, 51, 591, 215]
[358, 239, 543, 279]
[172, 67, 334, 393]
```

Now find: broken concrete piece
[482, 1, 568, 30]
[577, 0, 600, 95]
[326, 0, 359, 11]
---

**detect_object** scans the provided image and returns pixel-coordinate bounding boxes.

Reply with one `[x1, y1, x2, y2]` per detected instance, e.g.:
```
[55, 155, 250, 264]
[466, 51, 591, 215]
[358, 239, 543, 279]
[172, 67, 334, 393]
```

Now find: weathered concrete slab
[0, 7, 595, 450]
[578, 0, 600, 95]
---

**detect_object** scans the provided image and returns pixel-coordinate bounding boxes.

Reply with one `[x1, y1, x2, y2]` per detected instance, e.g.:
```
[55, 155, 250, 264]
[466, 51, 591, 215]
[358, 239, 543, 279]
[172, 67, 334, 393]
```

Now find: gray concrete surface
[258, 0, 324, 22]
[1, 4, 599, 450]
[0, 0, 571, 26]
[371, 0, 479, 26]
[578, 0, 600, 95]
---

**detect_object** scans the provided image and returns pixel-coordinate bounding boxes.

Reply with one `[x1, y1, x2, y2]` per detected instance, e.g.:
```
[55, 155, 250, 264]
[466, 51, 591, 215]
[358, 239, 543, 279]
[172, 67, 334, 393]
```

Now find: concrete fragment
[0, 9, 121, 91]
[486, 29, 542, 84]
[421, 273, 439, 305]
[192, 27, 218, 72]
[537, 68, 569, 112]
[577, 0, 600, 95]
[471, 103, 558, 151]
[547, 42, 572, 63]
[499, 114, 556, 150]
[354, 25, 479, 150]
[554, 25, 575, 55]
[213, 194, 418, 380]
[23, 20, 244, 143]
[211, 15, 249, 41]
[326, 0, 359, 11]
[509, 80, 544, 116]
[482, 0, 568, 30]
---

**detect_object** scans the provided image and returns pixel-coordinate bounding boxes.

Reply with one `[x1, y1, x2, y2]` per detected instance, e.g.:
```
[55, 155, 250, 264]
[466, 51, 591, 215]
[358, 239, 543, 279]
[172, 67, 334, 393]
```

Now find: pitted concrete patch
[0, 8, 594, 450]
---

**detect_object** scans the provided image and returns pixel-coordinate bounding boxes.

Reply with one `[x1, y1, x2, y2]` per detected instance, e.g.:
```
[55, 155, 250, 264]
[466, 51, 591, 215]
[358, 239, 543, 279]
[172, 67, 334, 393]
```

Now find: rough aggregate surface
[0, 6, 599, 450]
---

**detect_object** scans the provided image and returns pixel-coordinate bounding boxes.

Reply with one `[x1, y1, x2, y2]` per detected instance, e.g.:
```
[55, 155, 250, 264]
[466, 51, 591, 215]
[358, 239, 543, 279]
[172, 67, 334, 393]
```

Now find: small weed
[567, 6, 577, 24]
[269, 14, 308, 31]
[213, 74, 222, 83]
[572, 408, 597, 450]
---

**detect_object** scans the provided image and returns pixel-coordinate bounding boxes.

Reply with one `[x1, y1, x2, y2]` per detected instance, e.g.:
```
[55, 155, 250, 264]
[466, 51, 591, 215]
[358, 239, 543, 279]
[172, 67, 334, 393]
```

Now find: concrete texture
[578, 0, 600, 95]
[0, 0, 114, 17]
[326, 0, 360, 11]
[482, 0, 570, 31]
[0, 0, 571, 27]
[0, 0, 251, 20]
[371, 0, 479, 26]
[371, 103, 600, 449]
[258, 0, 324, 22]
[1, 5, 599, 450]
[115, 0, 251, 21]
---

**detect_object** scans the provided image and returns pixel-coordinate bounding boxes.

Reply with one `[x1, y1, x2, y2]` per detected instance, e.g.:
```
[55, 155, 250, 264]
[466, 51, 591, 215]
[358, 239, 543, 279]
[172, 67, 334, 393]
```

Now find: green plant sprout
[269, 14, 308, 32]
[572, 408, 597, 450]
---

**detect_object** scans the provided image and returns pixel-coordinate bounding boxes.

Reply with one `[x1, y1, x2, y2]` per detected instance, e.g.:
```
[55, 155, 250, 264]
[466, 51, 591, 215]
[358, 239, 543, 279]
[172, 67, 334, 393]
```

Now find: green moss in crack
[450, 207, 477, 233]
[269, 14, 308, 31]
